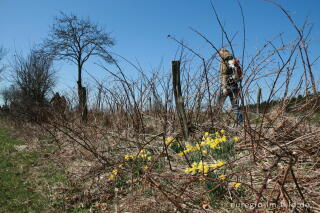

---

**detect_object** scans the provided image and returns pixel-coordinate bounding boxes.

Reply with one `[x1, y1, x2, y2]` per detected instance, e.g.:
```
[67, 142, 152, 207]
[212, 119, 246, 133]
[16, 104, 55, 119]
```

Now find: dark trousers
[217, 85, 243, 124]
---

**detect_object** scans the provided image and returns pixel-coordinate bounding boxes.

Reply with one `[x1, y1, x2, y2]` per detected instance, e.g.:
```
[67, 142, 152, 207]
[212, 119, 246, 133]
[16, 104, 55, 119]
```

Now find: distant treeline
[246, 93, 320, 113]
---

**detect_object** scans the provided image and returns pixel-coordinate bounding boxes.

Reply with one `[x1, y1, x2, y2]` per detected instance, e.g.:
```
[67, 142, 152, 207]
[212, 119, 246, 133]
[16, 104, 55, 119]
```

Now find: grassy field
[0, 121, 72, 213]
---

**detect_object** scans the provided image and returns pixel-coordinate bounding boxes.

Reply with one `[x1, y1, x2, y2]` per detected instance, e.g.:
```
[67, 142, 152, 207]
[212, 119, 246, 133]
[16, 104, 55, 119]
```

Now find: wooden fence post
[257, 88, 262, 114]
[148, 97, 152, 112]
[172, 61, 189, 141]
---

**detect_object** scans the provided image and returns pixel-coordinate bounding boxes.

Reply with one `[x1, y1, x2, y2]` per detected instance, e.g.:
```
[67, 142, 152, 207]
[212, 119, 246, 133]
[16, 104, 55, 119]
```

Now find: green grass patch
[0, 124, 70, 212]
[0, 128, 48, 212]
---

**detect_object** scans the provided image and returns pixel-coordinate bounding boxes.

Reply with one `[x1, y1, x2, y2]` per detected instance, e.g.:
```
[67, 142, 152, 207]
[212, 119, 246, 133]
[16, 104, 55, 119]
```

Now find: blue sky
[1, 0, 320, 97]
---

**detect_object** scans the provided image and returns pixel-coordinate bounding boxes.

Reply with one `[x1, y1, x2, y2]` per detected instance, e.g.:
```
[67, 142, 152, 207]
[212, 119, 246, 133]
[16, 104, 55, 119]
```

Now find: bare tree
[11, 49, 56, 106]
[0, 46, 6, 80]
[43, 12, 115, 121]
[1, 87, 11, 106]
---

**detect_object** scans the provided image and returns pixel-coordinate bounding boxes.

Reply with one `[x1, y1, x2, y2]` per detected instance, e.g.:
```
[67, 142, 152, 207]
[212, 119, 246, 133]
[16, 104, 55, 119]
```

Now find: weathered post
[257, 88, 262, 114]
[172, 61, 189, 141]
[148, 97, 152, 112]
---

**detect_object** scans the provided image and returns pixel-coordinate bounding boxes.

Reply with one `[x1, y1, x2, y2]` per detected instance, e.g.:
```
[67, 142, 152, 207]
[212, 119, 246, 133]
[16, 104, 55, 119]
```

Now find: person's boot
[236, 111, 243, 125]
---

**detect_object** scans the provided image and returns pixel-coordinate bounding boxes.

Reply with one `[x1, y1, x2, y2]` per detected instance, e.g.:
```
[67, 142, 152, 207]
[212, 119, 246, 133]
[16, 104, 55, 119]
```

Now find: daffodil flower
[199, 177, 206, 181]
[165, 136, 174, 145]
[108, 174, 115, 181]
[233, 182, 241, 188]
[219, 175, 226, 181]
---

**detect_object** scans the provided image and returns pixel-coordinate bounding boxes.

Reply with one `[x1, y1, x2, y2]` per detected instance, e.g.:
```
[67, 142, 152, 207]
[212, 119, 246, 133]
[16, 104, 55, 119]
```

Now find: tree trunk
[96, 84, 102, 111]
[77, 63, 88, 122]
[172, 61, 189, 141]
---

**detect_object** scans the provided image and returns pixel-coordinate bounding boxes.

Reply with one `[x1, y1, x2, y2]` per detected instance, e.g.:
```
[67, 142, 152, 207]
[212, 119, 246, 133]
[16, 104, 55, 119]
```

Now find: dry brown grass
[24, 99, 318, 212]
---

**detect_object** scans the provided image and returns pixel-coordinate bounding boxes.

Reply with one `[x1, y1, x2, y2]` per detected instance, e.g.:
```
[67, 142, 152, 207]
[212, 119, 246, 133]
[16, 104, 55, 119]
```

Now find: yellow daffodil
[197, 161, 209, 175]
[210, 161, 225, 169]
[216, 161, 225, 168]
[219, 175, 226, 181]
[184, 167, 197, 174]
[203, 165, 209, 175]
[108, 174, 115, 181]
[233, 182, 241, 188]
[210, 143, 218, 149]
[186, 144, 192, 149]
[233, 137, 240, 142]
[196, 144, 201, 150]
[140, 154, 147, 158]
[165, 136, 174, 145]
[192, 162, 198, 167]
[199, 177, 206, 181]
[178, 151, 185, 157]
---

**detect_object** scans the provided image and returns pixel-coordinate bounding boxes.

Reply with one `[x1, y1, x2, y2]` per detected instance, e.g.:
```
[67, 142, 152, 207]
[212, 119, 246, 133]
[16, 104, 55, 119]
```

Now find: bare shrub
[9, 49, 56, 122]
